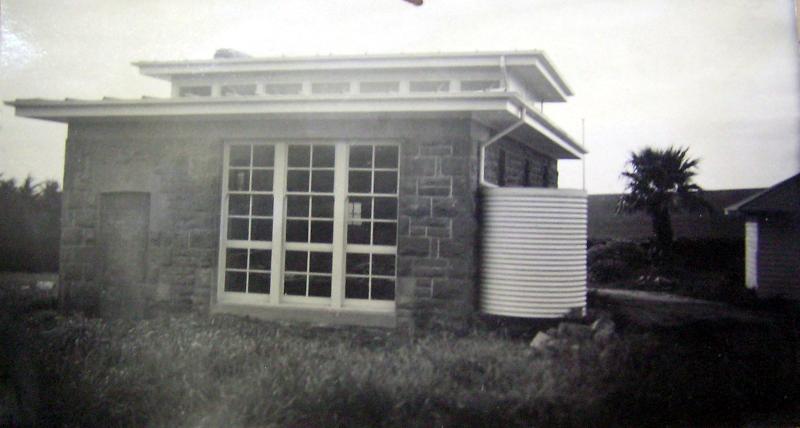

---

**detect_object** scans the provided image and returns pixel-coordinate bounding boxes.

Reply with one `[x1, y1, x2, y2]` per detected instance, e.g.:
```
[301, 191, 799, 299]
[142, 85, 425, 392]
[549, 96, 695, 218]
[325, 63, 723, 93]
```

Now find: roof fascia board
[172, 68, 502, 86]
[6, 94, 515, 122]
[137, 57, 511, 78]
[530, 52, 573, 97]
[505, 56, 571, 99]
[133, 51, 547, 69]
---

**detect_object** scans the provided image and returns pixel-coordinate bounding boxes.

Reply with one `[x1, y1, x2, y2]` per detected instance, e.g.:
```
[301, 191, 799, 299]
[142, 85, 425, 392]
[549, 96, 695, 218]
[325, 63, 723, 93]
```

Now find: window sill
[210, 303, 397, 328]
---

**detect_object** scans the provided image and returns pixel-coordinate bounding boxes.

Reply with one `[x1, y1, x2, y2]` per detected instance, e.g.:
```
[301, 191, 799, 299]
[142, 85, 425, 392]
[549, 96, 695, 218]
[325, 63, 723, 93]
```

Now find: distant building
[726, 173, 800, 299]
[588, 189, 763, 242]
[7, 50, 587, 328]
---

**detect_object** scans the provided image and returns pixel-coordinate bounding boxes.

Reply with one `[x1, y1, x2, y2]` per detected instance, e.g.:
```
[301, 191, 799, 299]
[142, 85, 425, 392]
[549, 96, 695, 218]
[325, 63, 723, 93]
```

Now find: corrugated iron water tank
[480, 187, 587, 318]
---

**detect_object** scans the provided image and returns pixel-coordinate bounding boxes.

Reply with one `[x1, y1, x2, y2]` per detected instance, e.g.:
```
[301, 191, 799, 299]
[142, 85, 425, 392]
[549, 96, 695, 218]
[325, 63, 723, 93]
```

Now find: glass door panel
[220, 143, 275, 301]
[282, 144, 336, 303]
[344, 144, 399, 307]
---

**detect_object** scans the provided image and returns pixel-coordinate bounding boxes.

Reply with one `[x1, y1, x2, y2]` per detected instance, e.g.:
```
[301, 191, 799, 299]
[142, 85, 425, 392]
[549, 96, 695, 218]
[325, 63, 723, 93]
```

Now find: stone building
[7, 50, 587, 329]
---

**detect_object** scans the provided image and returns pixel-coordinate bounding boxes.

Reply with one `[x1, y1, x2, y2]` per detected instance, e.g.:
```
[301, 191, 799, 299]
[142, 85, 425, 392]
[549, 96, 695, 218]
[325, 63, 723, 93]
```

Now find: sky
[1, 0, 798, 194]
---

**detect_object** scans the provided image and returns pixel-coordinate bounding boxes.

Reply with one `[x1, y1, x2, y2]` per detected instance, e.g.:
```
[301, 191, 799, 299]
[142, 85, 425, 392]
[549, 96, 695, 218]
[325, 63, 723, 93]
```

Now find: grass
[2, 272, 800, 427]
[26, 313, 614, 427]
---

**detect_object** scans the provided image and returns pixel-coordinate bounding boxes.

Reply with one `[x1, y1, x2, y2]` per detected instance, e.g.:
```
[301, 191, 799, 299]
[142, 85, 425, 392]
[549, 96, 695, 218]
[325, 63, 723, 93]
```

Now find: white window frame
[216, 143, 276, 306]
[279, 143, 339, 305]
[217, 140, 398, 312]
[342, 141, 400, 311]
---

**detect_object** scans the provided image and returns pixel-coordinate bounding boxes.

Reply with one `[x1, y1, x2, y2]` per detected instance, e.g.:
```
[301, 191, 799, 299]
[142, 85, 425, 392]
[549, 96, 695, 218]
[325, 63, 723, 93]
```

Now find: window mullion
[216, 145, 232, 301]
[269, 143, 288, 305]
[330, 143, 348, 308]
[245, 145, 254, 293]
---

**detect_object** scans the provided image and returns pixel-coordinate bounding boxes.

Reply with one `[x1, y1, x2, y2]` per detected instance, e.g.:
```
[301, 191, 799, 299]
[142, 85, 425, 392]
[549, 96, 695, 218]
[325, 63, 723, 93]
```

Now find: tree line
[0, 175, 61, 272]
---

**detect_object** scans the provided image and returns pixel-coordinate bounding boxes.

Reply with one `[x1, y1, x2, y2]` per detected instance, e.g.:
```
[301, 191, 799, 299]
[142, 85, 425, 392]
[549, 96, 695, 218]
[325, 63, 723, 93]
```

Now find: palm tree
[617, 146, 710, 262]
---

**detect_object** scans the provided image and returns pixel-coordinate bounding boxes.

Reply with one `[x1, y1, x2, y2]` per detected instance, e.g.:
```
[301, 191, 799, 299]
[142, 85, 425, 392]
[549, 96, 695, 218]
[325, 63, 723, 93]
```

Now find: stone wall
[60, 118, 480, 330]
[60, 123, 221, 313]
[396, 129, 480, 331]
[483, 137, 558, 188]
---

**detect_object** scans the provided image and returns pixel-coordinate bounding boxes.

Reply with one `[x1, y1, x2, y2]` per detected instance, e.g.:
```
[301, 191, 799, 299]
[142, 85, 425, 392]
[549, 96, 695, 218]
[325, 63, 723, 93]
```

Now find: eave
[134, 51, 573, 102]
[725, 173, 800, 215]
[6, 92, 584, 159]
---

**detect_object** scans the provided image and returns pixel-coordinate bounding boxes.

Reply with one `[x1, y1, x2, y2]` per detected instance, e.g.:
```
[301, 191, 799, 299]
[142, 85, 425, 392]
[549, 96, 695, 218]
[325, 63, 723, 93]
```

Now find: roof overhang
[134, 51, 572, 102]
[725, 173, 800, 215]
[471, 101, 584, 159]
[6, 92, 585, 159]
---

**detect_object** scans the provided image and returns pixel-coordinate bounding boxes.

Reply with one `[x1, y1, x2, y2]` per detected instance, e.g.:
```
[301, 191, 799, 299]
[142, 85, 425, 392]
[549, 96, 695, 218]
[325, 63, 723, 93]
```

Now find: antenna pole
[581, 118, 586, 191]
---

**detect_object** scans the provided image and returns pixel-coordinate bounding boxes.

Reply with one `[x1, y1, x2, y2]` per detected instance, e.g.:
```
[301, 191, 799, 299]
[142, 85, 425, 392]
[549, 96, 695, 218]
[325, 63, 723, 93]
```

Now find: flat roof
[6, 91, 585, 159]
[134, 50, 573, 102]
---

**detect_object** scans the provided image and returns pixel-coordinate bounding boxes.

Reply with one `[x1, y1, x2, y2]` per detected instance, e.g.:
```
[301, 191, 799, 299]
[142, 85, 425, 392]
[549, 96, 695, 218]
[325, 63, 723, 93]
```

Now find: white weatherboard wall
[754, 217, 800, 299]
[745, 221, 759, 289]
[481, 187, 587, 318]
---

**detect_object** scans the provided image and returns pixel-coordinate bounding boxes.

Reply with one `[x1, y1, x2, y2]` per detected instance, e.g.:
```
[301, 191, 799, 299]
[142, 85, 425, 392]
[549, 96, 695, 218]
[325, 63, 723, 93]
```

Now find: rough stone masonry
[59, 117, 557, 330]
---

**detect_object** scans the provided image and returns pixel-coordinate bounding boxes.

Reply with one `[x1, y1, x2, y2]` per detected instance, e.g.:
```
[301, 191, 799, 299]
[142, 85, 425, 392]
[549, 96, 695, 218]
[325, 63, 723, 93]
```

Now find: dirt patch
[590, 288, 774, 328]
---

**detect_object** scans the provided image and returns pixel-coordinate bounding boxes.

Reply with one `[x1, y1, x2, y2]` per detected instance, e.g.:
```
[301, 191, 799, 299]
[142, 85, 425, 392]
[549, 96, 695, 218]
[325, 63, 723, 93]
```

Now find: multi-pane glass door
[282, 144, 336, 303]
[344, 144, 399, 309]
[218, 141, 399, 310]
[220, 144, 275, 304]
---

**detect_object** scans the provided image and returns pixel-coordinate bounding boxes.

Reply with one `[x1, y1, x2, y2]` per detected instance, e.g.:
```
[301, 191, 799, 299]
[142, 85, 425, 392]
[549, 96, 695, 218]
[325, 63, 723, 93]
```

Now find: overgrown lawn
[12, 309, 798, 427]
[2, 273, 798, 427]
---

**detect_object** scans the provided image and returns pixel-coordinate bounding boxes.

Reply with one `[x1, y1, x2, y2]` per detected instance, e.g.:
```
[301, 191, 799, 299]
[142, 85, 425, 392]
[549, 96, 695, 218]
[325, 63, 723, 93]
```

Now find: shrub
[672, 238, 744, 276]
[588, 241, 648, 283]
[0, 176, 61, 273]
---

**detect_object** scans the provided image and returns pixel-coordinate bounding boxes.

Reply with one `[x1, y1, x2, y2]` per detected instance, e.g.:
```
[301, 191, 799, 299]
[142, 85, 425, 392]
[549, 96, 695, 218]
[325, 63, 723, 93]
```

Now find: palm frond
[618, 145, 709, 216]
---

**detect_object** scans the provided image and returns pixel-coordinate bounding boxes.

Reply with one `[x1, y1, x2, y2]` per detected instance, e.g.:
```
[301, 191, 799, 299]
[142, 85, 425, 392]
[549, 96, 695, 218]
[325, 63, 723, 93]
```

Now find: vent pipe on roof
[499, 55, 509, 91]
[214, 49, 252, 59]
